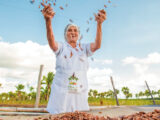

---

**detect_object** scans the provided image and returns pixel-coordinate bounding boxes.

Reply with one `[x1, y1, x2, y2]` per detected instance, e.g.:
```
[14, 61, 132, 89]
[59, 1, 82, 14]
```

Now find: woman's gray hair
[64, 24, 80, 42]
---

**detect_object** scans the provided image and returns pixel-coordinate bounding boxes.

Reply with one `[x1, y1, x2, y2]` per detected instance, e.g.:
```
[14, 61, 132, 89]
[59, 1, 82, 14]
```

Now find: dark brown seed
[69, 19, 73, 23]
[79, 35, 83, 40]
[59, 6, 64, 10]
[104, 5, 107, 8]
[89, 17, 92, 21]
[108, 0, 111, 3]
[70, 51, 73, 58]
[99, 111, 102, 114]
[86, 28, 89, 32]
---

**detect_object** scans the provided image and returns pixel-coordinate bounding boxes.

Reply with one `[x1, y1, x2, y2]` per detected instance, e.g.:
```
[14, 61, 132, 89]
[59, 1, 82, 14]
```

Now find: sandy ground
[0, 106, 159, 120]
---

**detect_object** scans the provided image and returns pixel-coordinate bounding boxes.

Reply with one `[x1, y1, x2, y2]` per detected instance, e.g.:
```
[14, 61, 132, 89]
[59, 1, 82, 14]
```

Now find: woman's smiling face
[66, 26, 79, 44]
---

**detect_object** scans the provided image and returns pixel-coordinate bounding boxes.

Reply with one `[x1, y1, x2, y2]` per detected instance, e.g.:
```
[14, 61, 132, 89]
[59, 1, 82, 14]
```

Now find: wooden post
[145, 80, 156, 105]
[110, 76, 119, 106]
[35, 65, 44, 108]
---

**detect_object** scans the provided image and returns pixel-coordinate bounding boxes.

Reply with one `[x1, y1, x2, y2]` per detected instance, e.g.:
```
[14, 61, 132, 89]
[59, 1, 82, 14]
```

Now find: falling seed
[80, 85, 83, 88]
[104, 5, 107, 8]
[91, 57, 94, 61]
[86, 28, 89, 32]
[79, 35, 83, 40]
[64, 55, 67, 59]
[79, 58, 84, 62]
[46, 0, 48, 4]
[87, 20, 89, 24]
[70, 51, 73, 58]
[99, 112, 102, 114]
[30, 0, 35, 4]
[89, 17, 92, 21]
[69, 19, 73, 23]
[59, 6, 64, 10]
[53, 3, 56, 6]
[75, 48, 79, 51]
[79, 43, 83, 51]
[39, 5, 40, 8]
[108, 0, 111, 3]
[65, 4, 68, 7]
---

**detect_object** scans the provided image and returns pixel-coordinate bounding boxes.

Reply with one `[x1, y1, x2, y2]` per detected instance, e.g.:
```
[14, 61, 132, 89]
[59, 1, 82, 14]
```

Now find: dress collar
[65, 41, 79, 49]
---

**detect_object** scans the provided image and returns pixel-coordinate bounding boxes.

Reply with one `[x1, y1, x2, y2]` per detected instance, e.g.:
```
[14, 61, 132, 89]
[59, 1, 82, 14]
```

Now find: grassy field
[0, 98, 160, 107]
[88, 98, 160, 106]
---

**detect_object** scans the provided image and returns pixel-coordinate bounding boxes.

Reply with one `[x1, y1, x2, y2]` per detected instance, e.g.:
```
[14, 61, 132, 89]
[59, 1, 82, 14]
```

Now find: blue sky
[0, 0, 160, 97]
[0, 0, 160, 59]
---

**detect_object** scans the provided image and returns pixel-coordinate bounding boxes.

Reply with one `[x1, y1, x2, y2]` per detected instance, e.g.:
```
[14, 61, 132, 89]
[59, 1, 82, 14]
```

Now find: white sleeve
[84, 43, 94, 57]
[54, 42, 63, 56]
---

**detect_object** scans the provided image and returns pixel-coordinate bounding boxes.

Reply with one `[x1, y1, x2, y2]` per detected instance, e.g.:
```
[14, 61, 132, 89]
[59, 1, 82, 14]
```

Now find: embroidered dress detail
[68, 73, 79, 93]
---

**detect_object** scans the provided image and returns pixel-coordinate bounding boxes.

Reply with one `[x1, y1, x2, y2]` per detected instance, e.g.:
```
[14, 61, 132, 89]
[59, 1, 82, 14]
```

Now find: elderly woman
[41, 4, 106, 114]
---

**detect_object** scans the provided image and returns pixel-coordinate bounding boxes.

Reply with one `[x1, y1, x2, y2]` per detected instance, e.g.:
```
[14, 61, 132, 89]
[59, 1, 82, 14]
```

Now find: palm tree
[115, 89, 119, 96]
[41, 72, 54, 101]
[1, 92, 9, 101]
[135, 93, 139, 99]
[28, 86, 37, 100]
[138, 91, 144, 98]
[8, 91, 16, 100]
[151, 90, 157, 98]
[98, 92, 106, 105]
[107, 90, 114, 98]
[29, 86, 34, 92]
[93, 90, 98, 98]
[88, 89, 93, 98]
[144, 90, 150, 98]
[157, 90, 160, 98]
[121, 87, 132, 99]
[15, 84, 25, 100]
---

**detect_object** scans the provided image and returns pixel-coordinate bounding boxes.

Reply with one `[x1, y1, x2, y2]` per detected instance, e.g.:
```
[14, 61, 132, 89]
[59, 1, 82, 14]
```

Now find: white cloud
[0, 40, 56, 70]
[120, 52, 160, 96]
[93, 59, 112, 65]
[0, 40, 56, 93]
[122, 52, 160, 65]
[87, 68, 113, 92]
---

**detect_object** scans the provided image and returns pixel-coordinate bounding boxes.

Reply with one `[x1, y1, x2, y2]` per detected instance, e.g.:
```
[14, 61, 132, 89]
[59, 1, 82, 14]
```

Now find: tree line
[0, 72, 160, 102]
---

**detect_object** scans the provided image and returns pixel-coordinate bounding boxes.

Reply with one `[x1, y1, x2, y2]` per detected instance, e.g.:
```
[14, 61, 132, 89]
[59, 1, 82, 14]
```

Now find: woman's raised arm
[90, 10, 107, 52]
[41, 3, 58, 52]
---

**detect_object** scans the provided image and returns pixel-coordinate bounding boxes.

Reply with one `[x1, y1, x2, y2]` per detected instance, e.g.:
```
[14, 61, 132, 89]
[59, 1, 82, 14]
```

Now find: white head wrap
[64, 24, 80, 42]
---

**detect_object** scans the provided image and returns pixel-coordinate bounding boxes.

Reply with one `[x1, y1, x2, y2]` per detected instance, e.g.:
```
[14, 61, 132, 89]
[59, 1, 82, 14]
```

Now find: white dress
[46, 41, 93, 114]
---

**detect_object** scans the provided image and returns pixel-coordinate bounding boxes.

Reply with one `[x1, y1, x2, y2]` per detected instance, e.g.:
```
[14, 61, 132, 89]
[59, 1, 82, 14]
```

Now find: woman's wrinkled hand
[94, 9, 107, 24]
[41, 3, 55, 20]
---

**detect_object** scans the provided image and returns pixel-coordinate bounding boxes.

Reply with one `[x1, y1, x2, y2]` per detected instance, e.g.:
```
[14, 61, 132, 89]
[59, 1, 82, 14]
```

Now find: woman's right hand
[41, 3, 55, 20]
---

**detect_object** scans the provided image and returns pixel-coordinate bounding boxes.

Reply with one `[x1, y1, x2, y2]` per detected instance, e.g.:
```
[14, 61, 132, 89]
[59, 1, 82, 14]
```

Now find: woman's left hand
[95, 9, 107, 24]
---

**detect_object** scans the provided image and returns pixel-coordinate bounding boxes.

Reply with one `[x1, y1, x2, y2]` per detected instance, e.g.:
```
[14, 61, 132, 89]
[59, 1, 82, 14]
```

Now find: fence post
[110, 76, 119, 106]
[35, 65, 44, 108]
[145, 80, 156, 105]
